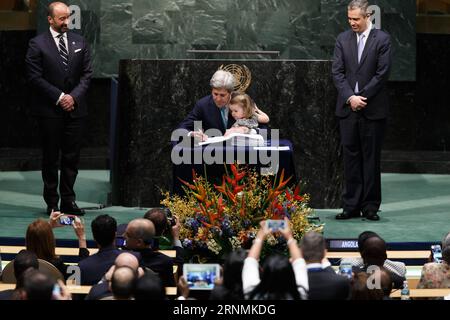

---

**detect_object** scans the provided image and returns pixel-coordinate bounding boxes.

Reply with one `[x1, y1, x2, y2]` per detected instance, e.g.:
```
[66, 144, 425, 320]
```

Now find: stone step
[382, 150, 450, 174]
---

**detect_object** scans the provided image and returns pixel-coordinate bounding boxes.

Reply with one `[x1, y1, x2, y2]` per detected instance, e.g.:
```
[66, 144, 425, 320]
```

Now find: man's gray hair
[348, 0, 369, 16]
[210, 70, 236, 91]
[300, 231, 326, 262]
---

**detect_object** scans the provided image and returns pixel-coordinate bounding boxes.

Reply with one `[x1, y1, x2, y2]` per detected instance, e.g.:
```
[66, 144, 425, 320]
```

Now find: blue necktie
[355, 33, 365, 93]
[220, 107, 228, 129]
[357, 33, 365, 63]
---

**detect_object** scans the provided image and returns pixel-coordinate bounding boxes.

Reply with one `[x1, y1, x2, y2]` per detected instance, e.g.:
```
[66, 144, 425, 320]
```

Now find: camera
[165, 208, 177, 227]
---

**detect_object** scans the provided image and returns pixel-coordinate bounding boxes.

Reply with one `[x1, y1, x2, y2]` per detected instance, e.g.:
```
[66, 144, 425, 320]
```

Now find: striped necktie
[57, 33, 68, 71]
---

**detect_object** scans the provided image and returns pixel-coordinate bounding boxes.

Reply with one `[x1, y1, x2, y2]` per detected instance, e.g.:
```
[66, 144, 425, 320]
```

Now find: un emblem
[219, 64, 252, 93]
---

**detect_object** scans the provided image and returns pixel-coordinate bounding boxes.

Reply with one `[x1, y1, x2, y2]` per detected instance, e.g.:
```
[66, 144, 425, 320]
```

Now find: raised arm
[254, 105, 270, 124]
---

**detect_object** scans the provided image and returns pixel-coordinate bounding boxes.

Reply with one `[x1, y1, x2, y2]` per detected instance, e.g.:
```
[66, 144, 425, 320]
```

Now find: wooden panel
[0, 245, 176, 258]
[0, 283, 177, 296]
[390, 288, 450, 298]
[326, 250, 430, 259]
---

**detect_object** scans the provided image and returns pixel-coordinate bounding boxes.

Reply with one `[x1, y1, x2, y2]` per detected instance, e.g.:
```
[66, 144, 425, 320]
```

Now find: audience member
[109, 266, 137, 300]
[85, 252, 143, 300]
[340, 231, 406, 277]
[26, 215, 89, 279]
[117, 208, 185, 267]
[350, 272, 384, 300]
[19, 269, 54, 300]
[356, 236, 405, 289]
[78, 214, 122, 285]
[0, 250, 39, 300]
[124, 219, 175, 287]
[417, 232, 450, 289]
[16, 269, 71, 300]
[134, 271, 166, 300]
[300, 231, 350, 300]
[210, 249, 247, 300]
[378, 267, 393, 299]
[242, 218, 308, 300]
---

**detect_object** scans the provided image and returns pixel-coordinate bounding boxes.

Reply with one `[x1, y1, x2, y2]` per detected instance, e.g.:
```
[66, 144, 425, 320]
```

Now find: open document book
[198, 133, 265, 146]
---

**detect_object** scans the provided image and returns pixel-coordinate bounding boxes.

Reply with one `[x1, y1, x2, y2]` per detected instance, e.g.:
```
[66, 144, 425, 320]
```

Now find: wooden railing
[390, 288, 450, 299]
[0, 245, 176, 258]
[0, 282, 177, 296]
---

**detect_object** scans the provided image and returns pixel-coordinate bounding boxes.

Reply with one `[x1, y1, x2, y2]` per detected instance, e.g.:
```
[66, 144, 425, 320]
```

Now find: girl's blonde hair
[229, 92, 255, 118]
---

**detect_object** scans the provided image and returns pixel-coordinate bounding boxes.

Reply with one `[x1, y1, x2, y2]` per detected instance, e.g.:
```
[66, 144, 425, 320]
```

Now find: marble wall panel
[34, 0, 416, 80]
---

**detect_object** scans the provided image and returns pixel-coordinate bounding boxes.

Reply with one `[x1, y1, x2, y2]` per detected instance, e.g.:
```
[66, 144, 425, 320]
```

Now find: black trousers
[38, 115, 85, 207]
[339, 111, 386, 214]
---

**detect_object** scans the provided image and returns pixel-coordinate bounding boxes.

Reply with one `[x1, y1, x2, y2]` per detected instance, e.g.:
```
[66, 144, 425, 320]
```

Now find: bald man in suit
[25, 2, 92, 215]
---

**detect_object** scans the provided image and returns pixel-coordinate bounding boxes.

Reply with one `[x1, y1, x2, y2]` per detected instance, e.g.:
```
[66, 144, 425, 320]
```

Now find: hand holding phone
[431, 244, 442, 263]
[266, 219, 287, 232]
[339, 264, 353, 279]
[183, 263, 220, 290]
[59, 215, 75, 226]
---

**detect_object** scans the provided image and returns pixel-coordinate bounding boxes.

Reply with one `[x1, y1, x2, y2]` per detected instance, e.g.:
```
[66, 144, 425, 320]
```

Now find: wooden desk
[390, 288, 450, 299]
[0, 283, 177, 296]
[0, 245, 176, 258]
[326, 250, 430, 260]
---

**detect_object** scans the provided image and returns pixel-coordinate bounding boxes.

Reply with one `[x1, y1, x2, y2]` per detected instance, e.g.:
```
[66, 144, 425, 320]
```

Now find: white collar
[306, 263, 323, 269]
[49, 26, 66, 39]
[359, 20, 372, 39]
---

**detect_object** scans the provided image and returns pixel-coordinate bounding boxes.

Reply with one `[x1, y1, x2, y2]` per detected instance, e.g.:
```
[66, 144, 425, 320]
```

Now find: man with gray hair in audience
[300, 231, 351, 300]
[124, 218, 175, 288]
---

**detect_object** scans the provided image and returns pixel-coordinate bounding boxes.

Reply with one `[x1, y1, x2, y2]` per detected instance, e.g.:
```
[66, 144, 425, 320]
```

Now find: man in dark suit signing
[25, 2, 92, 215]
[332, 0, 392, 221]
[176, 70, 237, 142]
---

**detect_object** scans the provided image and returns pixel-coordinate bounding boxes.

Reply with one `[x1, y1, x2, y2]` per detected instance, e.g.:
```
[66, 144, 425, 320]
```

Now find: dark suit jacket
[134, 248, 175, 288]
[332, 28, 391, 120]
[177, 95, 235, 135]
[307, 266, 351, 300]
[78, 246, 122, 285]
[25, 30, 93, 118]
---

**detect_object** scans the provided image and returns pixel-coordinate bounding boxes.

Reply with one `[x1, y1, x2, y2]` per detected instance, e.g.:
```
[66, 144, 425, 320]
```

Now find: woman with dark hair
[26, 213, 89, 280]
[210, 248, 247, 300]
[242, 218, 308, 300]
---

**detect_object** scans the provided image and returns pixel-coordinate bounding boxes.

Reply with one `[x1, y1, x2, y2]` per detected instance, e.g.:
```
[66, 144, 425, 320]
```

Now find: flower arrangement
[161, 164, 324, 261]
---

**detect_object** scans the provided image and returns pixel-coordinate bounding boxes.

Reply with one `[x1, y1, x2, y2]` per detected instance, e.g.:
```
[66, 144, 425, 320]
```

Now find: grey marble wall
[36, 0, 415, 80]
[114, 59, 342, 209]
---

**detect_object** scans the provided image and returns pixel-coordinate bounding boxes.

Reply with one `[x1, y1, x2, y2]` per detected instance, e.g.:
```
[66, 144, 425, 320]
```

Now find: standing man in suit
[25, 2, 92, 215]
[176, 70, 236, 141]
[332, 0, 391, 221]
